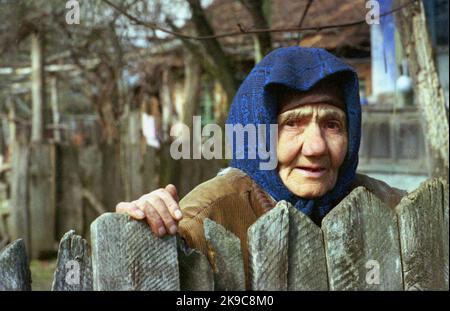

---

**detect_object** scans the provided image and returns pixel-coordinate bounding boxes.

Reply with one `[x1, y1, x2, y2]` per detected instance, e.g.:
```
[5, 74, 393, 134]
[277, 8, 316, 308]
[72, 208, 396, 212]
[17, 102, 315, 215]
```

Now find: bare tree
[239, 0, 272, 61]
[186, 0, 238, 107]
[395, 0, 449, 180]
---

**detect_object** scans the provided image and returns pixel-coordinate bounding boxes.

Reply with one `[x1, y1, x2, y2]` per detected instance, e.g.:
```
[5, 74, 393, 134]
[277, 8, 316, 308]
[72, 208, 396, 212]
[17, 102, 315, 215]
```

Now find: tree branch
[296, 0, 314, 44]
[101, 0, 419, 41]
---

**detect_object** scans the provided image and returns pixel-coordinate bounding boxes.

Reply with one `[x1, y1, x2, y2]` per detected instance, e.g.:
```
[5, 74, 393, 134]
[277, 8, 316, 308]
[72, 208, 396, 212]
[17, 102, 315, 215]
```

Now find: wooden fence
[0, 178, 448, 291]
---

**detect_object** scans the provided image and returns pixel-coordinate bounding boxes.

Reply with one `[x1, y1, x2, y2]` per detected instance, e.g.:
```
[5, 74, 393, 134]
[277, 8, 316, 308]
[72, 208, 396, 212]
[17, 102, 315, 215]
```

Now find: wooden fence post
[177, 237, 214, 291]
[248, 202, 289, 291]
[444, 182, 449, 288]
[396, 179, 448, 290]
[29, 143, 56, 259]
[322, 187, 403, 290]
[10, 142, 30, 250]
[288, 204, 328, 290]
[52, 230, 92, 291]
[204, 219, 245, 291]
[0, 239, 31, 291]
[78, 144, 104, 237]
[56, 146, 83, 238]
[90, 213, 179, 290]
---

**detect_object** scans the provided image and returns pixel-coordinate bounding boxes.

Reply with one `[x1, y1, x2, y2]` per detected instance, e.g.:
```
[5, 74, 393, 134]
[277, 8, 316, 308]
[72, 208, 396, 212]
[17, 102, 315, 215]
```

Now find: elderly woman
[116, 47, 405, 278]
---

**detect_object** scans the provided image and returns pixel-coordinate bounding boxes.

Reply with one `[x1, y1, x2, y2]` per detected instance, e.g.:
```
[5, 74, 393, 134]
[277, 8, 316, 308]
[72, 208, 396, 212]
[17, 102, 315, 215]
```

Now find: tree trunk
[239, 0, 272, 62]
[394, 0, 449, 180]
[186, 0, 238, 103]
[30, 31, 45, 143]
[181, 50, 202, 129]
[50, 75, 61, 142]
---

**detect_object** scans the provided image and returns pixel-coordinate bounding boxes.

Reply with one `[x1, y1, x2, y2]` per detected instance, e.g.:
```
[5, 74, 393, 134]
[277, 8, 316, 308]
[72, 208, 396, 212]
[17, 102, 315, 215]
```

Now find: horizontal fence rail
[0, 178, 448, 291]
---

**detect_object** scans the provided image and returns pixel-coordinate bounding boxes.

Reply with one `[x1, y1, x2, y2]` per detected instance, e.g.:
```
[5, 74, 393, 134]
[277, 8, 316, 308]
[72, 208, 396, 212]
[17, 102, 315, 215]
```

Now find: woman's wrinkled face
[276, 83, 348, 198]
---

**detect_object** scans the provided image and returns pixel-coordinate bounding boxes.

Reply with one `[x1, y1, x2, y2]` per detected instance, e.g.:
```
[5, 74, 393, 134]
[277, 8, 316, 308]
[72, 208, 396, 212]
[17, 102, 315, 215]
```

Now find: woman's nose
[302, 124, 327, 157]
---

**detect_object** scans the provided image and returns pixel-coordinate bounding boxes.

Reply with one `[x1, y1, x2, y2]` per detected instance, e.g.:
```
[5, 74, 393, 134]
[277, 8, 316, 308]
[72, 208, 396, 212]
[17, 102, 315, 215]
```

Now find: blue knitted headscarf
[226, 47, 361, 222]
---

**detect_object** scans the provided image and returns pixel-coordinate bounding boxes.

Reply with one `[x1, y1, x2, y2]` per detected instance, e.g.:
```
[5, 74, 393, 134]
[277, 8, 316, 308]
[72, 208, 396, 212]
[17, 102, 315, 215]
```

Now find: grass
[30, 259, 57, 291]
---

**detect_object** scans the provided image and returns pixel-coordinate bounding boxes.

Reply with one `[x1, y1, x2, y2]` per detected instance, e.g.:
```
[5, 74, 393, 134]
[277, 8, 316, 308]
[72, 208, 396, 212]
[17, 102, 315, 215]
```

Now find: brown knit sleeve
[177, 169, 259, 279]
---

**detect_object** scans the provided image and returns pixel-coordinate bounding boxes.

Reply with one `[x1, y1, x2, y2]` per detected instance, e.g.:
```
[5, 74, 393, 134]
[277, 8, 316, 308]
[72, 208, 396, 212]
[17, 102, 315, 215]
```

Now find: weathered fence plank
[0, 239, 31, 291]
[29, 143, 56, 259]
[91, 213, 179, 290]
[204, 219, 245, 291]
[248, 202, 289, 291]
[78, 144, 104, 237]
[56, 146, 83, 238]
[396, 179, 448, 290]
[52, 230, 92, 291]
[443, 183, 449, 289]
[10, 142, 30, 250]
[288, 204, 328, 290]
[322, 187, 403, 290]
[177, 237, 214, 291]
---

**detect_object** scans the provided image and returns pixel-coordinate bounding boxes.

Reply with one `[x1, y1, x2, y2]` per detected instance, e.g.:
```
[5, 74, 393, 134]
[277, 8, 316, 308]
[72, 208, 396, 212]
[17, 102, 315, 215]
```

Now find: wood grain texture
[248, 202, 289, 291]
[10, 142, 30, 250]
[443, 182, 449, 290]
[396, 179, 448, 290]
[29, 143, 56, 259]
[322, 187, 403, 290]
[0, 239, 31, 291]
[394, 0, 449, 178]
[56, 146, 83, 238]
[177, 237, 214, 291]
[91, 213, 179, 290]
[52, 230, 92, 291]
[204, 218, 245, 291]
[288, 203, 328, 290]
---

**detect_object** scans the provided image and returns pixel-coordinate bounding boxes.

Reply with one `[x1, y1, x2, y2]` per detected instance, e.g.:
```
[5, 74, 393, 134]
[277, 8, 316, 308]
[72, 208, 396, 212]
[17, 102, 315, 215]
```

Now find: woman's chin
[288, 184, 328, 198]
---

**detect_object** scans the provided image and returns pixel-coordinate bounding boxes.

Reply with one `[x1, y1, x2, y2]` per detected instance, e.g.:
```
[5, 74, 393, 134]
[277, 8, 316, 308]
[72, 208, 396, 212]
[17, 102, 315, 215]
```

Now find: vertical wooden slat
[56, 146, 83, 238]
[248, 201, 289, 291]
[91, 213, 179, 290]
[29, 143, 56, 259]
[10, 142, 30, 250]
[30, 31, 45, 143]
[443, 182, 449, 290]
[121, 109, 144, 201]
[396, 179, 448, 290]
[177, 237, 214, 291]
[204, 219, 245, 291]
[288, 204, 328, 290]
[52, 230, 92, 291]
[78, 144, 103, 238]
[0, 239, 31, 291]
[322, 187, 403, 290]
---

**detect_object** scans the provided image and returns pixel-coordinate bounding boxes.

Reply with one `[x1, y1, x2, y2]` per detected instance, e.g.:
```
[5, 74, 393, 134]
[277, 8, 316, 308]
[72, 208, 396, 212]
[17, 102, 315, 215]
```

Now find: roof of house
[205, 0, 370, 56]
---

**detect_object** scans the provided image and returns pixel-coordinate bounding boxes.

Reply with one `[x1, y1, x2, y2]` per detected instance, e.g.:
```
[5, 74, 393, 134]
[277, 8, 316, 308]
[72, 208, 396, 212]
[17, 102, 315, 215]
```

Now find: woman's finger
[139, 201, 166, 237]
[157, 188, 182, 220]
[116, 202, 145, 219]
[147, 196, 178, 235]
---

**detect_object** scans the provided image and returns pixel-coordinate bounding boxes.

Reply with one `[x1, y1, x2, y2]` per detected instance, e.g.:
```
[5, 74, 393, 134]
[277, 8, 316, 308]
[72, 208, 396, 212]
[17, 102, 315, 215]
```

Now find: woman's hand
[115, 184, 182, 237]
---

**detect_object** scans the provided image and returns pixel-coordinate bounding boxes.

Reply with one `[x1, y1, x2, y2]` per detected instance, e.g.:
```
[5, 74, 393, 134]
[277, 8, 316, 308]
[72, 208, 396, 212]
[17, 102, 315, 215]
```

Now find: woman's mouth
[295, 166, 327, 178]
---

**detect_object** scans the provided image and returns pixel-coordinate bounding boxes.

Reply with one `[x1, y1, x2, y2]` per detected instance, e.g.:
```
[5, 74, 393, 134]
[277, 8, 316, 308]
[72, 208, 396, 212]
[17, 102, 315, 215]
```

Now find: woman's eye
[324, 121, 341, 131]
[285, 120, 297, 127]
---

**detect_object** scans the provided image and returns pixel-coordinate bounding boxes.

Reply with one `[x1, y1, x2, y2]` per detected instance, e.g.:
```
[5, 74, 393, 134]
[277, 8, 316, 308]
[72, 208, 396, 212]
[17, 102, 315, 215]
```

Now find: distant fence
[1, 179, 448, 291]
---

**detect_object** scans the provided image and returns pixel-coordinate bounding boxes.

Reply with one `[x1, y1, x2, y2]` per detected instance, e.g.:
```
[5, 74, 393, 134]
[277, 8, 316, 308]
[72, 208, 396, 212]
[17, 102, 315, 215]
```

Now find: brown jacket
[178, 168, 406, 286]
